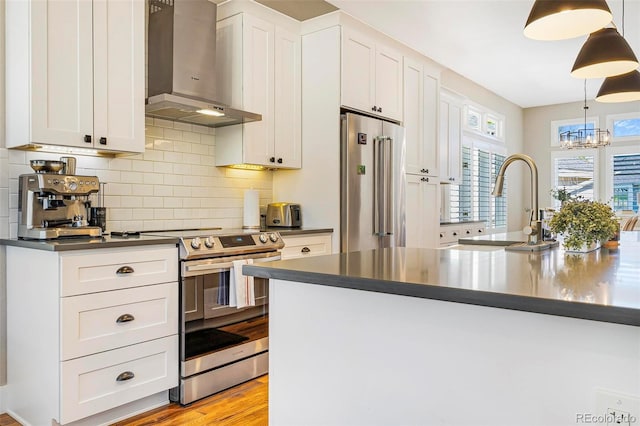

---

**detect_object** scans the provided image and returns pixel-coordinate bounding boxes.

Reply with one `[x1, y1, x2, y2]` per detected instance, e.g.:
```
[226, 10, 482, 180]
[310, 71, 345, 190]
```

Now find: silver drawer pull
[116, 266, 135, 275]
[116, 371, 135, 382]
[301, 247, 311, 253]
[116, 314, 135, 323]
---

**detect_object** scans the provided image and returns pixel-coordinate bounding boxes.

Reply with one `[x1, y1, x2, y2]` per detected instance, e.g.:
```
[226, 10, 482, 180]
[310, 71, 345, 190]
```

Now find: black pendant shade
[571, 27, 639, 78]
[596, 70, 640, 102]
[524, 0, 612, 40]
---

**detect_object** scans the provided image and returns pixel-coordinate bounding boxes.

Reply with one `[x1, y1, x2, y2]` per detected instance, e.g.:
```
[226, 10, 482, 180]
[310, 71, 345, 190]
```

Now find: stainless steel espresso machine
[18, 173, 102, 239]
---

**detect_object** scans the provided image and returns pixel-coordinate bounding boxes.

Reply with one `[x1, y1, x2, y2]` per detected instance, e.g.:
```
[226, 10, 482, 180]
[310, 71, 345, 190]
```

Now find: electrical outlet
[596, 389, 640, 426]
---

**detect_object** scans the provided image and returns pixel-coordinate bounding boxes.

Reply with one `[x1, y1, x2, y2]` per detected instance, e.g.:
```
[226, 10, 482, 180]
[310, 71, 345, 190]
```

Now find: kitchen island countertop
[245, 232, 640, 326]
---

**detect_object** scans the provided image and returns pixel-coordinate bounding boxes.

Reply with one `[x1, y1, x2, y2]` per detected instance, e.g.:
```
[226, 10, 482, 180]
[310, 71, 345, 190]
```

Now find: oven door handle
[183, 253, 282, 276]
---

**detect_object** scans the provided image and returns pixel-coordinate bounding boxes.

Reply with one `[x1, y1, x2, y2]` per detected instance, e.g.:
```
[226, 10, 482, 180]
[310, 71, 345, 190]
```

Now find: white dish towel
[229, 259, 255, 309]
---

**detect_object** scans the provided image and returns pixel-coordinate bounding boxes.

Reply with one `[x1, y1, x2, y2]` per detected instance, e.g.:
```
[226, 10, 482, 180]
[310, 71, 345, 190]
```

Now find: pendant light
[523, 0, 612, 41]
[560, 80, 610, 149]
[596, 70, 640, 102]
[571, 26, 639, 78]
[596, 0, 640, 102]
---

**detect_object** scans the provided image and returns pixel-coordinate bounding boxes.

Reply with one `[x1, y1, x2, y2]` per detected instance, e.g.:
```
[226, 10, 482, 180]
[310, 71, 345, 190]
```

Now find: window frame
[550, 116, 600, 147]
[458, 134, 508, 232]
[603, 144, 640, 211]
[606, 112, 640, 143]
[550, 148, 600, 208]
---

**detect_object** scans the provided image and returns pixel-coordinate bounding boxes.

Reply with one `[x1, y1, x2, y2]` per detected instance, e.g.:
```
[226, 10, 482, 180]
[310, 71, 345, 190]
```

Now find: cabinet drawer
[439, 228, 461, 245]
[60, 335, 178, 424]
[280, 234, 332, 260]
[60, 245, 178, 296]
[61, 282, 178, 360]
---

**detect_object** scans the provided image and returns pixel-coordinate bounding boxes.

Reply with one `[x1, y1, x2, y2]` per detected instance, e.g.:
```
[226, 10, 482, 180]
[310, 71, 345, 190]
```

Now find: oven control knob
[258, 234, 268, 244]
[190, 237, 202, 249]
[269, 233, 279, 242]
[204, 236, 215, 248]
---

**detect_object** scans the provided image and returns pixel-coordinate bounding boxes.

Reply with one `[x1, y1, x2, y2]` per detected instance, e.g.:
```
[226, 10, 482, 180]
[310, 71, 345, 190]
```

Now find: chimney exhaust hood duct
[146, 0, 261, 128]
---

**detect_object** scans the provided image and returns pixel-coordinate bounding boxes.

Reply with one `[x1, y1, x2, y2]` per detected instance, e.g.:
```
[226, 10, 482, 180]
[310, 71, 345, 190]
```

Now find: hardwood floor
[0, 375, 268, 426]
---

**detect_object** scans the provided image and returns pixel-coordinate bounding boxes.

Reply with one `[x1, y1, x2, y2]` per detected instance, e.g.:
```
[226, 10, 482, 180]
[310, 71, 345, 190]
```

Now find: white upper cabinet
[439, 90, 463, 184]
[216, 12, 301, 169]
[403, 57, 439, 177]
[5, 0, 145, 153]
[341, 27, 403, 122]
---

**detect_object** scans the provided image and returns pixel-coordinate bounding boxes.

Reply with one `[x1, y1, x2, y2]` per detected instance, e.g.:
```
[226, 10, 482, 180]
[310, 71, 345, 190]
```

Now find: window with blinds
[612, 153, 640, 213]
[449, 145, 507, 229]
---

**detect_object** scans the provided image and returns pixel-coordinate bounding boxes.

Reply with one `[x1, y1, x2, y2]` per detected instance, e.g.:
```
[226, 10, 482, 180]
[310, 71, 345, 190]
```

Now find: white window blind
[449, 144, 507, 229]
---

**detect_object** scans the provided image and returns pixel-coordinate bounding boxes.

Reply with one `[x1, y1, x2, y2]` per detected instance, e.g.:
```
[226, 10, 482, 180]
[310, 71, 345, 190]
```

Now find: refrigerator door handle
[374, 136, 393, 236]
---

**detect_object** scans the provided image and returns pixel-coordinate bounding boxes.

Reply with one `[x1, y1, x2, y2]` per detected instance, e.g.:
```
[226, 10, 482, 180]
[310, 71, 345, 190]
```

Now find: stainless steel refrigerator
[341, 112, 406, 252]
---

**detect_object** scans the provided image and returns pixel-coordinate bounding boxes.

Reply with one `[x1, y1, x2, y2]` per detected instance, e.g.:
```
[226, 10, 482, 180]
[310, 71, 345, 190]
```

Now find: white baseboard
[0, 384, 5, 414]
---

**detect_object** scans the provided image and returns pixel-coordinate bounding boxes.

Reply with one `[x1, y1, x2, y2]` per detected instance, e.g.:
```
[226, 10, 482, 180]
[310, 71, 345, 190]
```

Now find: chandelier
[560, 80, 610, 149]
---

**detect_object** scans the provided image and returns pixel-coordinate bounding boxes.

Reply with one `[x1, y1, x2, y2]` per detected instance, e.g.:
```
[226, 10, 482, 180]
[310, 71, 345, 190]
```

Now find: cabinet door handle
[371, 106, 377, 112]
[420, 168, 429, 174]
[116, 266, 135, 275]
[377, 107, 382, 113]
[116, 313, 135, 323]
[301, 247, 311, 253]
[478, 229, 483, 233]
[277, 158, 283, 164]
[452, 232, 458, 236]
[99, 137, 107, 145]
[84, 135, 92, 143]
[116, 371, 135, 382]
[269, 157, 276, 163]
[421, 177, 429, 182]
[466, 230, 470, 234]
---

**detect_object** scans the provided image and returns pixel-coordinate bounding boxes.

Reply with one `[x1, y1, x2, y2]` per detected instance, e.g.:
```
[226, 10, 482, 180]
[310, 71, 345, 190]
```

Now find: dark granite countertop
[245, 233, 640, 327]
[440, 220, 485, 226]
[0, 234, 179, 251]
[262, 227, 333, 236]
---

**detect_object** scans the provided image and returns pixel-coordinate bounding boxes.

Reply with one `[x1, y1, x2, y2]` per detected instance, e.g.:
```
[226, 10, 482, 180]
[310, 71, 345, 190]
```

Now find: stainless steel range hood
[146, 0, 261, 128]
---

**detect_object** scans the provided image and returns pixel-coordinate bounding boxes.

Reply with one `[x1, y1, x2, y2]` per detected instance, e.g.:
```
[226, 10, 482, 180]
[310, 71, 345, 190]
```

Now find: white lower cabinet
[6, 244, 179, 425]
[439, 222, 486, 246]
[61, 336, 178, 424]
[280, 233, 333, 260]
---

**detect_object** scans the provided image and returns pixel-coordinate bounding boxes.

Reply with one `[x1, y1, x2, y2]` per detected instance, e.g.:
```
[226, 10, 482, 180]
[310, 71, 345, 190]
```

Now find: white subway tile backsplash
[108, 158, 133, 171]
[182, 131, 201, 144]
[153, 185, 173, 197]
[131, 184, 154, 196]
[163, 128, 183, 141]
[121, 196, 144, 208]
[143, 173, 164, 185]
[150, 139, 173, 152]
[145, 126, 164, 139]
[153, 209, 174, 220]
[163, 151, 183, 163]
[154, 161, 173, 174]
[172, 121, 192, 132]
[121, 171, 145, 184]
[143, 196, 163, 208]
[1, 122, 273, 233]
[107, 183, 133, 196]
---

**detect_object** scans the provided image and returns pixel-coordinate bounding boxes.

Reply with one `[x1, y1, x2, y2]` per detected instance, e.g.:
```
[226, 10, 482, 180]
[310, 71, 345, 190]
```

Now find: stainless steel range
[142, 228, 284, 405]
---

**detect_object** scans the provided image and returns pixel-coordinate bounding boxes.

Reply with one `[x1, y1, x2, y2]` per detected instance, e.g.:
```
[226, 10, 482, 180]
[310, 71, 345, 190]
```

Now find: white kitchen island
[245, 239, 640, 426]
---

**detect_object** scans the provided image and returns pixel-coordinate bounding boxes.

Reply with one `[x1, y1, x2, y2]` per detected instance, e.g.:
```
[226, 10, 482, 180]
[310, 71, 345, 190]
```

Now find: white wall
[440, 70, 527, 231]
[524, 100, 640, 208]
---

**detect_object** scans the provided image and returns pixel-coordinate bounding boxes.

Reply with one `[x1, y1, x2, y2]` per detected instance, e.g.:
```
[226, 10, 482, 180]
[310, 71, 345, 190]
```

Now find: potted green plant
[548, 199, 618, 252]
